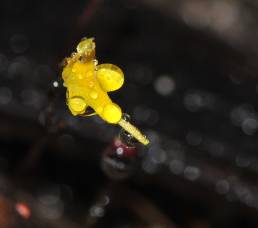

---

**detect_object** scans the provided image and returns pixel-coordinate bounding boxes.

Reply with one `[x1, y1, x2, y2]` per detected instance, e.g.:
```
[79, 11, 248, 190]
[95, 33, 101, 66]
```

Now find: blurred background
[1, 0, 258, 227]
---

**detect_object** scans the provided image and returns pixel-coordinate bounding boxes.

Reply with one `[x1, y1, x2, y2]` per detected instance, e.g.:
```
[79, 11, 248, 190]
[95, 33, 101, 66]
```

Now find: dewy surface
[62, 38, 149, 145]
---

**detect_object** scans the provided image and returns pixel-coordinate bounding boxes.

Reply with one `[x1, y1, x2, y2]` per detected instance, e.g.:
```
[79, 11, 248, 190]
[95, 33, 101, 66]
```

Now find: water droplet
[230, 104, 255, 126]
[71, 52, 77, 57]
[88, 81, 94, 88]
[205, 140, 224, 157]
[142, 159, 158, 174]
[53, 81, 59, 88]
[119, 128, 137, 146]
[21, 89, 45, 109]
[216, 180, 230, 194]
[149, 145, 167, 164]
[121, 113, 131, 122]
[184, 92, 203, 112]
[241, 118, 258, 135]
[38, 185, 60, 206]
[128, 64, 153, 85]
[154, 75, 175, 96]
[184, 90, 214, 112]
[169, 159, 184, 175]
[89, 206, 104, 217]
[93, 59, 98, 66]
[184, 166, 200, 181]
[145, 130, 160, 144]
[101, 142, 137, 180]
[89, 90, 98, 99]
[116, 147, 124, 156]
[37, 201, 64, 220]
[81, 37, 88, 41]
[36, 184, 64, 218]
[7, 57, 30, 79]
[77, 38, 95, 54]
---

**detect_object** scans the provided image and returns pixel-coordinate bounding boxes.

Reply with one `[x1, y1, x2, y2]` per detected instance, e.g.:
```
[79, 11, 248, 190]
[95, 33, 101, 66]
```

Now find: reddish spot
[15, 203, 31, 219]
[112, 139, 137, 157]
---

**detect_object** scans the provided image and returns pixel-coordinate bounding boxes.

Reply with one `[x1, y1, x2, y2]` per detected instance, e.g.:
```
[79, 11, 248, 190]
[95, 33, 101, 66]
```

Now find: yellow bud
[68, 96, 87, 115]
[102, 103, 122, 124]
[97, 64, 124, 92]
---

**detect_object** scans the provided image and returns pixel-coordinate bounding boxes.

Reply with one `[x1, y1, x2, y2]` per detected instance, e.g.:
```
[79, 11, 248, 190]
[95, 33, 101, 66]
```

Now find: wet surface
[1, 0, 258, 227]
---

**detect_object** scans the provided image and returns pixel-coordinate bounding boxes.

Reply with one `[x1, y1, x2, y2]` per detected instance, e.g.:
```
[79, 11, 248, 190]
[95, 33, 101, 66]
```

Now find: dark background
[1, 0, 258, 227]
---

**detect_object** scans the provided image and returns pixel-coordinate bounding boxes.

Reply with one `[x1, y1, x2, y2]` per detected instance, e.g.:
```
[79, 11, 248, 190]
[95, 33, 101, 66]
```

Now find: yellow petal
[101, 103, 122, 124]
[68, 96, 87, 115]
[76, 38, 95, 54]
[96, 64, 124, 92]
